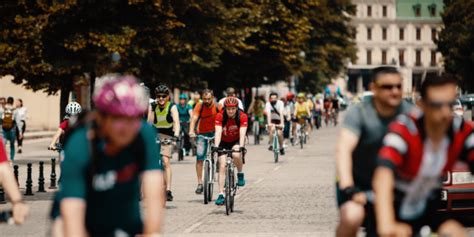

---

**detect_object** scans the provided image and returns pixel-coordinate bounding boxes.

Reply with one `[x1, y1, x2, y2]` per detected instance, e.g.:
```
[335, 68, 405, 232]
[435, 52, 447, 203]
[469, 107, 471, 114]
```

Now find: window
[428, 4, 437, 17]
[399, 28, 404, 40]
[382, 28, 387, 40]
[413, 4, 421, 17]
[416, 50, 422, 66]
[367, 5, 372, 17]
[399, 49, 405, 66]
[383, 5, 387, 17]
[382, 50, 387, 64]
[367, 28, 372, 40]
[431, 50, 437, 66]
[431, 28, 437, 41]
[416, 28, 421, 41]
[367, 50, 372, 65]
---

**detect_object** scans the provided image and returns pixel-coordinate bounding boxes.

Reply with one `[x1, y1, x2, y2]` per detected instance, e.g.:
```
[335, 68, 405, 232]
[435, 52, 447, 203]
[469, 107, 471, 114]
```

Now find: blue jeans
[196, 132, 215, 161]
[2, 128, 16, 161]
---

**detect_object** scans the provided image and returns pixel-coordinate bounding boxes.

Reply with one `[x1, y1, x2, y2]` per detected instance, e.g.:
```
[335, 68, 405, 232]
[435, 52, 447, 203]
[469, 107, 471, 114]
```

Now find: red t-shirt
[193, 102, 218, 134]
[59, 119, 69, 130]
[215, 111, 248, 142]
[0, 139, 8, 163]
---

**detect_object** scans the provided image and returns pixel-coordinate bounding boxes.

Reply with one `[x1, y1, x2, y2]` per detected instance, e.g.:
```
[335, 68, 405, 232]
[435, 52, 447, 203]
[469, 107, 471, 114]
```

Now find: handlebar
[0, 210, 13, 224]
[48, 143, 63, 151]
[196, 135, 215, 140]
[156, 136, 179, 145]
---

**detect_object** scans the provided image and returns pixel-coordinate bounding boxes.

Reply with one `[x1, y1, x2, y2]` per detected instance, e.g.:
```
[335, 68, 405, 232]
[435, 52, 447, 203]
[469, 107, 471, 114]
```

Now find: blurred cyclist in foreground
[59, 76, 165, 236]
[335, 67, 411, 237]
[374, 74, 471, 237]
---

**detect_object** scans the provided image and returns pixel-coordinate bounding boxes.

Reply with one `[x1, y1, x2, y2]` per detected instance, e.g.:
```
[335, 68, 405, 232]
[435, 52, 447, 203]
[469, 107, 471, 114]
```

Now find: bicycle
[177, 124, 189, 161]
[196, 134, 216, 204]
[268, 124, 282, 163]
[213, 147, 245, 216]
[296, 118, 307, 149]
[47, 143, 63, 162]
[252, 117, 260, 145]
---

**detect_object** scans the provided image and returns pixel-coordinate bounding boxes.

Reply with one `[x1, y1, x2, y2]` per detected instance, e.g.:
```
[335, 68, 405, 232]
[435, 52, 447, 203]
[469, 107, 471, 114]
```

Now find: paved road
[1, 120, 474, 236]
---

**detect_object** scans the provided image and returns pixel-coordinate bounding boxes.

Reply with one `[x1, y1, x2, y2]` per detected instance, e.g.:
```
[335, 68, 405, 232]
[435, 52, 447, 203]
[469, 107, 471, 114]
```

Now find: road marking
[254, 178, 264, 184]
[183, 221, 202, 233]
[273, 165, 281, 171]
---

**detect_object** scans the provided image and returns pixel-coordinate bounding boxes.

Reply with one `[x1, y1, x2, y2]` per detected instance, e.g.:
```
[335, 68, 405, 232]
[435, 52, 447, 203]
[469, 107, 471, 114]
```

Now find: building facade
[348, 0, 444, 96]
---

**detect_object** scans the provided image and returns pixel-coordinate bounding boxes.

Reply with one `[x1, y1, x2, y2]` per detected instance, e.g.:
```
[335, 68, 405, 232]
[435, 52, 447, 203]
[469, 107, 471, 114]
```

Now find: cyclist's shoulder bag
[270, 103, 280, 117]
[2, 108, 14, 130]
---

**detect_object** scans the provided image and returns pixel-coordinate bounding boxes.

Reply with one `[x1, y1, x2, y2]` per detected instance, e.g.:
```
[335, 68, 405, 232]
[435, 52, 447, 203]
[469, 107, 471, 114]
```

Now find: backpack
[2, 108, 14, 130]
[197, 102, 219, 123]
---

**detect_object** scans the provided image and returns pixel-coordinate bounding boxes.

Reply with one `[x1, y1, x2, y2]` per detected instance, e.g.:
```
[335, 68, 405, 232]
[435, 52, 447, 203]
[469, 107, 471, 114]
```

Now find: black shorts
[270, 119, 281, 125]
[218, 140, 239, 156]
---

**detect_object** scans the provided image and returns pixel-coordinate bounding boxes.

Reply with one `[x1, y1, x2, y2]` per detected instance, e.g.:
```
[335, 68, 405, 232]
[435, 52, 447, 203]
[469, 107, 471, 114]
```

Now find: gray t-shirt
[342, 98, 412, 190]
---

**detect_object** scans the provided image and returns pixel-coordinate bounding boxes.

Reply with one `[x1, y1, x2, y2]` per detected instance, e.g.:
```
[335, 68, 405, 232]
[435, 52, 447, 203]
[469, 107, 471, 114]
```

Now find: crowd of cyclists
[1, 67, 472, 236]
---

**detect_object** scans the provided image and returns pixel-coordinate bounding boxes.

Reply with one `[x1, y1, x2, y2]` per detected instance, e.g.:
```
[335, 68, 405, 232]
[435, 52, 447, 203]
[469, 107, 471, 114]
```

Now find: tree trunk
[60, 82, 71, 121]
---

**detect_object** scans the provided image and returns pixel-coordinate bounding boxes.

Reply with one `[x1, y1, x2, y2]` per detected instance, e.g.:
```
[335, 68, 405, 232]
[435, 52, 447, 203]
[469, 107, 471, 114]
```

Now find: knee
[438, 220, 466, 236]
[339, 203, 365, 228]
[162, 157, 170, 168]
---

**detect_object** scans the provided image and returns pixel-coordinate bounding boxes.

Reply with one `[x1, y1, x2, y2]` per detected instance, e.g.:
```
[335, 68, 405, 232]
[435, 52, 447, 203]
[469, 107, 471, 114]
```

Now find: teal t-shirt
[60, 121, 162, 236]
[177, 103, 192, 123]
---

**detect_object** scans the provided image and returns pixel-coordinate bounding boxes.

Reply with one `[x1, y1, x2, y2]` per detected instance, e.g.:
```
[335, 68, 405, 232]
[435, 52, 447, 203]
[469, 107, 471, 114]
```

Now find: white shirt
[218, 97, 244, 110]
[265, 100, 285, 122]
[16, 107, 27, 121]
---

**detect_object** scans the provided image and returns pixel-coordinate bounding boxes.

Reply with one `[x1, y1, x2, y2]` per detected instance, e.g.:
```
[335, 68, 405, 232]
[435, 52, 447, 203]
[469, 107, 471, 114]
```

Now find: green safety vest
[154, 102, 173, 129]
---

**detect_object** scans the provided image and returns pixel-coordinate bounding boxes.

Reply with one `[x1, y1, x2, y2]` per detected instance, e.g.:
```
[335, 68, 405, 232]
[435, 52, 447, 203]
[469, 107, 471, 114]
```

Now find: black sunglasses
[377, 83, 402, 90]
[156, 94, 168, 99]
[425, 100, 457, 109]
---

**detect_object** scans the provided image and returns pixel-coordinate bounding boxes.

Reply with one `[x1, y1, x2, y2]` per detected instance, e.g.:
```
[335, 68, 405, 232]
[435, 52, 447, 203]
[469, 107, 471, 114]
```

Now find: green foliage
[0, 0, 356, 94]
[437, 0, 474, 92]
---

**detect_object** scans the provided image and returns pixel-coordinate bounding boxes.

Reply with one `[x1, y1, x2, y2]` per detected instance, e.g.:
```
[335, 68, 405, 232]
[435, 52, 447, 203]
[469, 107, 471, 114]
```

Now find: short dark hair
[226, 87, 236, 95]
[202, 89, 214, 96]
[269, 92, 278, 98]
[371, 66, 401, 82]
[420, 74, 458, 99]
[7, 97, 14, 104]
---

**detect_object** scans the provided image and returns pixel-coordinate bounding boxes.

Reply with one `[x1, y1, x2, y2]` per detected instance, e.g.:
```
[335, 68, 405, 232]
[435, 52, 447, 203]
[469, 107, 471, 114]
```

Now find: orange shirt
[193, 102, 218, 134]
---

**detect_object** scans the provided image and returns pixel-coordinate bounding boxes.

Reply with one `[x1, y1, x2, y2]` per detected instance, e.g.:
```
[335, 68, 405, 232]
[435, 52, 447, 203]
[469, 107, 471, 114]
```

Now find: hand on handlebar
[12, 202, 29, 225]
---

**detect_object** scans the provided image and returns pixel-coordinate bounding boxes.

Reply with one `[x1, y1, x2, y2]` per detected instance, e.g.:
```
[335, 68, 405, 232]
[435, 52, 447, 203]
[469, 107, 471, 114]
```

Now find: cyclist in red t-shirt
[48, 102, 82, 151]
[0, 139, 29, 224]
[213, 97, 248, 206]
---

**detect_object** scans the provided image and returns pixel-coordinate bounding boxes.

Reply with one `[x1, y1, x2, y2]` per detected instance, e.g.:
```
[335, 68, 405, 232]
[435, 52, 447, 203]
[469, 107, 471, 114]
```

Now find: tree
[437, 0, 474, 92]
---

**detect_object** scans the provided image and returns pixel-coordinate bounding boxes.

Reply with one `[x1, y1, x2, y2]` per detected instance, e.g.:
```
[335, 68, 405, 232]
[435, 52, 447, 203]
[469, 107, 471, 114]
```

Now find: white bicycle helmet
[65, 102, 82, 116]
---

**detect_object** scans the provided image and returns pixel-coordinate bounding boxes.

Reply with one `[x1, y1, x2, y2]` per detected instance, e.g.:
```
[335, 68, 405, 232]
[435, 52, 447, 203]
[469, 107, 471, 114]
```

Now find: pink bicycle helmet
[93, 75, 148, 117]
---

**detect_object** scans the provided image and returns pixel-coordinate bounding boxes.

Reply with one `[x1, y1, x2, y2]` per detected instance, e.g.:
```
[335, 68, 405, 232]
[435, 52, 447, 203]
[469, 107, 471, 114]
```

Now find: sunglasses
[425, 100, 457, 109]
[156, 94, 168, 99]
[377, 83, 402, 90]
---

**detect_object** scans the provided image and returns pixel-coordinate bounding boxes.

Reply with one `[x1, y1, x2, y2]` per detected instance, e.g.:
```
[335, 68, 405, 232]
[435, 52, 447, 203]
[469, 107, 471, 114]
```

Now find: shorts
[218, 140, 239, 156]
[270, 119, 281, 125]
[336, 183, 377, 236]
[159, 133, 174, 158]
[196, 132, 215, 161]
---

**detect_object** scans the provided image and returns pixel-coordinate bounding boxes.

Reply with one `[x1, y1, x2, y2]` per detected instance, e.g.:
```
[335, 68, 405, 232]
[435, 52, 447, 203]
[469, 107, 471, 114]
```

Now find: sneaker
[280, 149, 285, 155]
[195, 184, 203, 194]
[18, 148, 22, 154]
[237, 173, 246, 187]
[167, 190, 174, 201]
[215, 194, 225, 206]
[268, 145, 273, 151]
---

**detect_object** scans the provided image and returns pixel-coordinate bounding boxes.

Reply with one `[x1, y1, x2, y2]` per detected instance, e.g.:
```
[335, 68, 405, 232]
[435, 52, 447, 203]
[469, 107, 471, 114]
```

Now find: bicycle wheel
[273, 135, 279, 163]
[225, 166, 232, 215]
[300, 134, 304, 149]
[178, 148, 184, 161]
[203, 160, 210, 204]
[230, 170, 235, 212]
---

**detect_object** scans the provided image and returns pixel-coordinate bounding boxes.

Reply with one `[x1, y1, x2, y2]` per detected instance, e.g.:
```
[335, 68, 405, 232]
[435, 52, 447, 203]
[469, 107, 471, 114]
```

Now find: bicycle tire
[203, 160, 210, 204]
[230, 169, 235, 212]
[178, 148, 184, 161]
[273, 134, 279, 163]
[300, 135, 304, 149]
[225, 166, 232, 215]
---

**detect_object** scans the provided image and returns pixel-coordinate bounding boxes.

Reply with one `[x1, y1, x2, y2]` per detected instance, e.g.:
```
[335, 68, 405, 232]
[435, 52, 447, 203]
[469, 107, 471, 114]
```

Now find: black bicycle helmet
[155, 84, 170, 94]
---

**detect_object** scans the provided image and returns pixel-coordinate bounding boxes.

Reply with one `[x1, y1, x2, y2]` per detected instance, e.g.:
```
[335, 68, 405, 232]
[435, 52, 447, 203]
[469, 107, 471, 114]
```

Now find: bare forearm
[61, 199, 87, 237]
[0, 164, 22, 202]
[143, 171, 164, 234]
[336, 145, 354, 188]
[374, 167, 396, 228]
[215, 127, 222, 147]
[239, 128, 247, 147]
[189, 116, 197, 134]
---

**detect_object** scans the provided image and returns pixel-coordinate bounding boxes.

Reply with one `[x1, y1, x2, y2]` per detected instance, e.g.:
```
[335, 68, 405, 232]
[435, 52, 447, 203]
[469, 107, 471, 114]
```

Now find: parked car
[439, 162, 474, 213]
[459, 94, 474, 108]
[453, 99, 464, 117]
